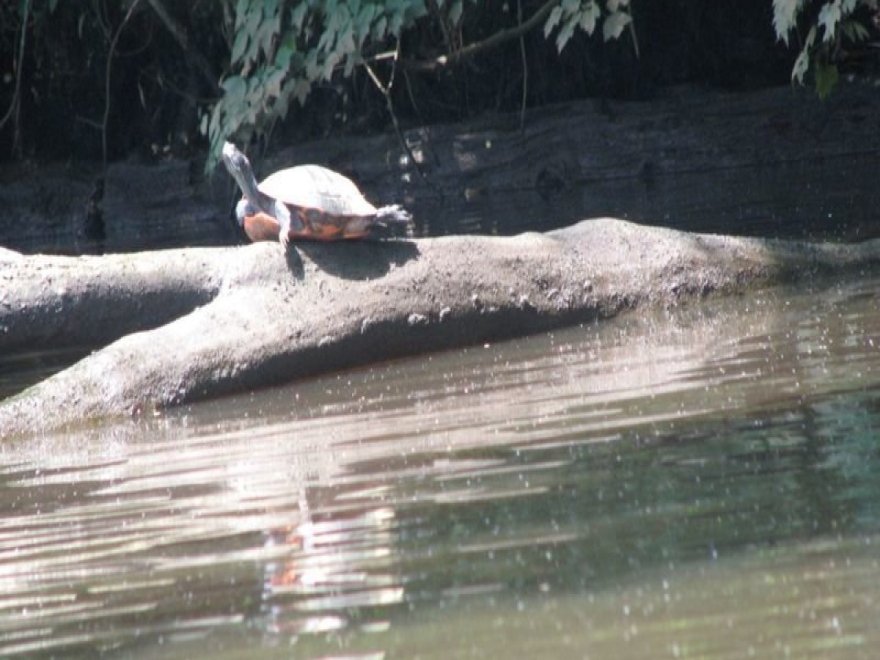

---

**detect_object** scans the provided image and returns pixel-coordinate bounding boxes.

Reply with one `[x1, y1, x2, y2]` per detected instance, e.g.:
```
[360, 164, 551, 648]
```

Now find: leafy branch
[773, 0, 878, 98]
[204, 0, 636, 172]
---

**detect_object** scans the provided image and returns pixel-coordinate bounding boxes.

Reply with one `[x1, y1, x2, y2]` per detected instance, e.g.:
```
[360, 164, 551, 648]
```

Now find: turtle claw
[279, 230, 290, 250]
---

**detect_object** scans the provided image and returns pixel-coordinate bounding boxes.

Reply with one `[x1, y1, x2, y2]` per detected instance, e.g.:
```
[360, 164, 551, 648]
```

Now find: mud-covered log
[1, 218, 879, 438]
[0, 248, 224, 350]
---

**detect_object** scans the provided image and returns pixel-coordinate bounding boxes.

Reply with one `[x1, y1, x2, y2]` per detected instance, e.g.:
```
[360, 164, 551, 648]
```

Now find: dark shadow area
[0, 345, 92, 401]
[283, 246, 305, 280]
[295, 239, 421, 280]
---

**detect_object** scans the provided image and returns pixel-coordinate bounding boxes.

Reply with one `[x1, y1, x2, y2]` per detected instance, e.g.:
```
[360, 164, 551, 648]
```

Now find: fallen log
[1, 217, 879, 438]
[0, 248, 222, 350]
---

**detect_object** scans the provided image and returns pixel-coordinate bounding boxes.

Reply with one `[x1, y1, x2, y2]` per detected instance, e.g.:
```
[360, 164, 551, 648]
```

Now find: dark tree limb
[103, 0, 143, 170]
[0, 0, 30, 157]
[398, 0, 557, 73]
[518, 0, 528, 131]
[364, 42, 431, 186]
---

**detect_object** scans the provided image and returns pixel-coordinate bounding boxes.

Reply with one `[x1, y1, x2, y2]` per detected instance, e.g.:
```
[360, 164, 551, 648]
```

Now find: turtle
[221, 141, 411, 247]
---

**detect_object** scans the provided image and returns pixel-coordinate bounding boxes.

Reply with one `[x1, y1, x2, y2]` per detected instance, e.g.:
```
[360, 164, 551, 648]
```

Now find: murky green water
[0, 276, 878, 658]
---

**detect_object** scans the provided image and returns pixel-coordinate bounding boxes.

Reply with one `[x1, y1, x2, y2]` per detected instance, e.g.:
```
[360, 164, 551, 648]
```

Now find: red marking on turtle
[242, 207, 371, 243]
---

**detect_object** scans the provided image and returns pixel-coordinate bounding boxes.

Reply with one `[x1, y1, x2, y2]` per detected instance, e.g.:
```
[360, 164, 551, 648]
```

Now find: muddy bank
[1, 217, 879, 438]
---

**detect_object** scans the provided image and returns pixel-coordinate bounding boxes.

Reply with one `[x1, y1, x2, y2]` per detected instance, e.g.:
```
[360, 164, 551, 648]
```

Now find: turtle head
[221, 141, 271, 214]
[222, 141, 247, 170]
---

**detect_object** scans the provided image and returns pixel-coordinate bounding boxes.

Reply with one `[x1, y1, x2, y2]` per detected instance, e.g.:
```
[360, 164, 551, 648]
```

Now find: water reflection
[0, 277, 878, 657]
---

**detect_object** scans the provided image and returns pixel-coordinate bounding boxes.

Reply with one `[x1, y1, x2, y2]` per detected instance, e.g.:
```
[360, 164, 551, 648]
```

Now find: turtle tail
[376, 204, 412, 236]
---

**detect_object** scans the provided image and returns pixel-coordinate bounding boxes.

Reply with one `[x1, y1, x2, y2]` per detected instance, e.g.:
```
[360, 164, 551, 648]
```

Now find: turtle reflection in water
[221, 141, 412, 247]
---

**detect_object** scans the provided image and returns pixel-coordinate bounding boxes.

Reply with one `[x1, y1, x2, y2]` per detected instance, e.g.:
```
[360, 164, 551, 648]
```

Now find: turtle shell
[259, 165, 377, 217]
[249, 164, 379, 241]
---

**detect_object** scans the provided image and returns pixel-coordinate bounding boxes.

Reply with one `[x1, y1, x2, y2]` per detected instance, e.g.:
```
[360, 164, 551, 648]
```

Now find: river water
[0, 274, 878, 658]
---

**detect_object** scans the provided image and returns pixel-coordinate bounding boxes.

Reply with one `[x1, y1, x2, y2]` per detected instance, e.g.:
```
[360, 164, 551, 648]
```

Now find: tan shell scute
[258, 165, 377, 217]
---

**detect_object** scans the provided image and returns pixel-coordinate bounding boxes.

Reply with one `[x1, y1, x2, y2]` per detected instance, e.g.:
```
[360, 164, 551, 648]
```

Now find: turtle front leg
[275, 202, 292, 249]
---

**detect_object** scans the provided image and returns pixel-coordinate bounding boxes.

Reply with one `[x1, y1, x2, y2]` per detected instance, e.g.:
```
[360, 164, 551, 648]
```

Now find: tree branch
[518, 0, 528, 131]
[364, 42, 430, 186]
[0, 0, 30, 157]
[103, 0, 143, 170]
[399, 0, 557, 73]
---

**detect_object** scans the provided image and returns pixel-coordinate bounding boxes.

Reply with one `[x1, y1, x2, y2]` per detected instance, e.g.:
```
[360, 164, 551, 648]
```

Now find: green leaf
[818, 0, 842, 42]
[450, 0, 463, 25]
[324, 4, 341, 34]
[841, 18, 870, 42]
[231, 28, 249, 64]
[791, 47, 810, 84]
[245, 9, 262, 43]
[805, 23, 817, 48]
[562, 0, 580, 13]
[556, 15, 578, 52]
[772, 0, 803, 43]
[791, 26, 815, 84]
[221, 75, 247, 99]
[344, 51, 360, 76]
[254, 14, 281, 57]
[579, 2, 600, 33]
[602, 10, 631, 41]
[337, 25, 356, 55]
[356, 4, 377, 30]
[814, 61, 839, 99]
[291, 2, 308, 31]
[264, 66, 287, 99]
[274, 43, 294, 69]
[317, 25, 334, 52]
[389, 10, 404, 35]
[263, 0, 280, 19]
[234, 0, 249, 30]
[293, 78, 311, 105]
[544, 6, 563, 37]
[405, 1, 429, 21]
[323, 50, 343, 80]
[305, 49, 322, 80]
[372, 15, 388, 39]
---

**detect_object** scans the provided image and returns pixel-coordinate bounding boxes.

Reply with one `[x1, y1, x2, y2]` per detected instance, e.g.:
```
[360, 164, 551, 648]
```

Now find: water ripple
[0, 278, 877, 657]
